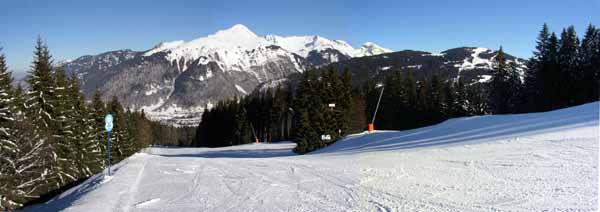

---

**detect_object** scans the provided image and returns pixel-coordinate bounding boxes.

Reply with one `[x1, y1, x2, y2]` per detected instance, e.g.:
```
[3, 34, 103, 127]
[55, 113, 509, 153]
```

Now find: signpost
[105, 114, 113, 176]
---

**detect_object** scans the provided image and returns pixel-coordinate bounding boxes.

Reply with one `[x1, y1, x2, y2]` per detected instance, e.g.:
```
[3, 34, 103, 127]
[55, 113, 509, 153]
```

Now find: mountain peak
[213, 24, 257, 38]
[355, 42, 392, 57]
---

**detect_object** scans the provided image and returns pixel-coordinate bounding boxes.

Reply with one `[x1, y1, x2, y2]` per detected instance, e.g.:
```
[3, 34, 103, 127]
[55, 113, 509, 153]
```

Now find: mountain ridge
[60, 25, 524, 126]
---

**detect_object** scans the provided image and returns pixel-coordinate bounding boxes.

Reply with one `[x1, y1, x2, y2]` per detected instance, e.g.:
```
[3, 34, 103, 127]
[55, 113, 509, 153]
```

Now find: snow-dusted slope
[26, 103, 598, 212]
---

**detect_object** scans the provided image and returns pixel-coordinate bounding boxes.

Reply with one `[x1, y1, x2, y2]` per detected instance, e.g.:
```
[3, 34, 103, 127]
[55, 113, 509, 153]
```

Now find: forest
[193, 23, 599, 154]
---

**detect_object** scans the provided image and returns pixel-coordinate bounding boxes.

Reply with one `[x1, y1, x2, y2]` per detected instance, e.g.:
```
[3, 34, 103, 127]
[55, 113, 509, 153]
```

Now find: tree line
[0, 38, 171, 210]
[193, 23, 598, 154]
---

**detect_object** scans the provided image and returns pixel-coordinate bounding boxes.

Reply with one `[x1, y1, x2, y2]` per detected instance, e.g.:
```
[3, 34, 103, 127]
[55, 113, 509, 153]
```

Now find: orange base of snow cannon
[368, 123, 374, 132]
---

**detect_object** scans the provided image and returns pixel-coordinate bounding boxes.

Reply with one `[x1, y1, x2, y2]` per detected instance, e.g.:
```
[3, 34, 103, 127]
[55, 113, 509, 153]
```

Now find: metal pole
[107, 131, 111, 176]
[371, 86, 385, 124]
[249, 122, 259, 144]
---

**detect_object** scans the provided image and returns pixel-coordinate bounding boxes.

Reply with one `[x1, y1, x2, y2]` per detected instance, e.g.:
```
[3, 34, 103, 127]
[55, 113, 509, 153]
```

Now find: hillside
[25, 102, 598, 211]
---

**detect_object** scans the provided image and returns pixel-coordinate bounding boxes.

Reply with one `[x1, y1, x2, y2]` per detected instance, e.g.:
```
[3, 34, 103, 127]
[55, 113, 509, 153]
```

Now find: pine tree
[90, 89, 107, 168]
[402, 70, 418, 128]
[465, 84, 489, 115]
[52, 68, 79, 184]
[0, 48, 21, 210]
[134, 111, 153, 149]
[489, 47, 513, 114]
[523, 23, 551, 112]
[428, 75, 444, 121]
[379, 70, 403, 129]
[557, 26, 580, 107]
[69, 74, 102, 177]
[579, 24, 599, 102]
[233, 105, 250, 145]
[545, 33, 561, 110]
[444, 81, 456, 118]
[595, 25, 600, 101]
[24, 37, 60, 190]
[453, 78, 469, 116]
[107, 96, 126, 163]
[271, 86, 287, 141]
[26, 37, 56, 131]
[416, 79, 430, 126]
[2, 118, 47, 210]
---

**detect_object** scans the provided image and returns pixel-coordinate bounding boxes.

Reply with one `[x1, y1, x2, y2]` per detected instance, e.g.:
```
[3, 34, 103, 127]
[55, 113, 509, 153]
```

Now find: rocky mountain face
[61, 24, 391, 126]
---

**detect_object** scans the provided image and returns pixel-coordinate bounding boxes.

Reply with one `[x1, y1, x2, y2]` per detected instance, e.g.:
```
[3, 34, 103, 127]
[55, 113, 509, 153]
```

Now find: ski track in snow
[24, 102, 599, 212]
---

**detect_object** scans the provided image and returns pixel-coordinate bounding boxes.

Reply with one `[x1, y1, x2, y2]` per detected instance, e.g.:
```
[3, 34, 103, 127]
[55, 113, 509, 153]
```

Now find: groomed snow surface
[26, 102, 599, 211]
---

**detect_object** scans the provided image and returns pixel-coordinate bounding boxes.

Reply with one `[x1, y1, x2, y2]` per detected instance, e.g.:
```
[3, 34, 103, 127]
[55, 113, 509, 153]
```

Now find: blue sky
[0, 0, 598, 74]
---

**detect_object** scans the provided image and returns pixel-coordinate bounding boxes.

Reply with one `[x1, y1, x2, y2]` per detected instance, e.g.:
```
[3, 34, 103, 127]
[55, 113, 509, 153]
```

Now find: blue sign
[105, 114, 113, 132]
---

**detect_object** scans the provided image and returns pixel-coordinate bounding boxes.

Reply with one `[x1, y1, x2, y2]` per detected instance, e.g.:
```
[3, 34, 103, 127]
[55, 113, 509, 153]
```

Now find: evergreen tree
[69, 74, 102, 177]
[443, 81, 456, 118]
[340, 68, 354, 134]
[557, 26, 580, 107]
[107, 96, 127, 163]
[544, 33, 561, 110]
[134, 111, 153, 150]
[453, 79, 469, 117]
[233, 105, 251, 145]
[402, 70, 418, 128]
[271, 86, 287, 141]
[52, 68, 79, 184]
[507, 62, 524, 112]
[0, 48, 20, 210]
[579, 24, 599, 102]
[489, 47, 513, 114]
[90, 89, 107, 168]
[465, 84, 489, 115]
[24, 37, 60, 190]
[523, 23, 551, 112]
[428, 75, 444, 121]
[416, 79, 430, 126]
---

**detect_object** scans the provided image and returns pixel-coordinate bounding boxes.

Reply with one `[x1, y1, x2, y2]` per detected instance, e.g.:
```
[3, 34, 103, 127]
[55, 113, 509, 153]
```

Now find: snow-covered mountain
[61, 24, 391, 126]
[142, 24, 390, 71]
[24, 102, 599, 211]
[325, 46, 527, 86]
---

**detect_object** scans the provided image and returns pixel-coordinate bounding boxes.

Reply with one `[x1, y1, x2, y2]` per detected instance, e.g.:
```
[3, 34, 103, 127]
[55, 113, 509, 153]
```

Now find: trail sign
[105, 114, 113, 132]
[105, 114, 113, 176]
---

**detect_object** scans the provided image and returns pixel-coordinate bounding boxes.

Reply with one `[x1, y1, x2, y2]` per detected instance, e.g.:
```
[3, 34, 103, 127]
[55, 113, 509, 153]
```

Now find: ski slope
[26, 102, 599, 211]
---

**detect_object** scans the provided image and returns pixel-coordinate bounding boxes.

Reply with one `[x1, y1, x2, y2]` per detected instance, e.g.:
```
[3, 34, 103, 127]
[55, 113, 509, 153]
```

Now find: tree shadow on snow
[152, 143, 296, 159]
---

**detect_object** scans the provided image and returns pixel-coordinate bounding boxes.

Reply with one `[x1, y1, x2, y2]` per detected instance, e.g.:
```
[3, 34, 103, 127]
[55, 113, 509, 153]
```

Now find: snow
[477, 74, 492, 83]
[354, 42, 393, 57]
[234, 84, 247, 95]
[457, 47, 494, 71]
[379, 66, 392, 71]
[144, 84, 161, 96]
[422, 53, 445, 57]
[25, 102, 599, 211]
[258, 78, 288, 92]
[143, 24, 392, 73]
